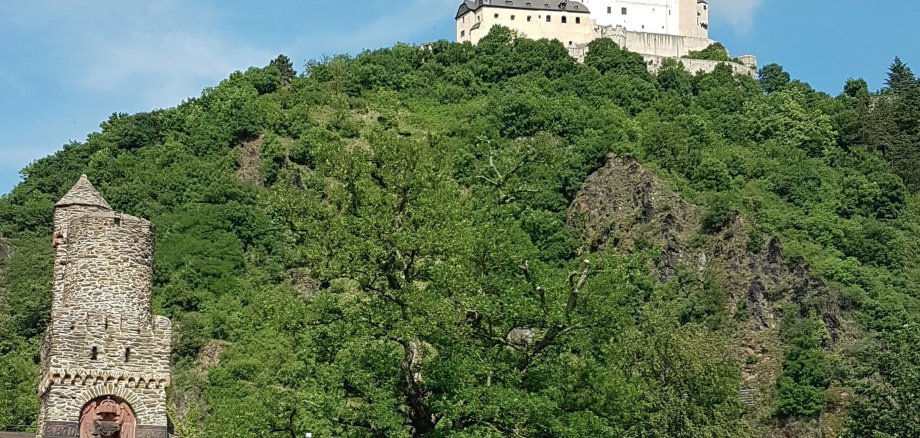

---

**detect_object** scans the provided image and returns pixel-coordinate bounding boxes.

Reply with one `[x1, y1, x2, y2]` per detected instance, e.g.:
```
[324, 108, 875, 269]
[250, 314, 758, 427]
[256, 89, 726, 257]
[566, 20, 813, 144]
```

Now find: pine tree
[269, 54, 297, 85]
[884, 58, 920, 191]
[759, 63, 791, 94]
[886, 56, 917, 94]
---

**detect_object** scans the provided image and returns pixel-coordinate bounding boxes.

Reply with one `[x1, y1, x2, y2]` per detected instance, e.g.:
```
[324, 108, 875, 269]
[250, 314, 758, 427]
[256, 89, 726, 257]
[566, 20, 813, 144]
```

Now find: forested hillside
[1, 28, 919, 437]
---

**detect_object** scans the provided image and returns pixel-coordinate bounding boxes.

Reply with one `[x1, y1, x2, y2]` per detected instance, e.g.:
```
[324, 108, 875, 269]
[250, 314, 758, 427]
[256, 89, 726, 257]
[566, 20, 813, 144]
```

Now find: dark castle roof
[456, 1, 590, 19]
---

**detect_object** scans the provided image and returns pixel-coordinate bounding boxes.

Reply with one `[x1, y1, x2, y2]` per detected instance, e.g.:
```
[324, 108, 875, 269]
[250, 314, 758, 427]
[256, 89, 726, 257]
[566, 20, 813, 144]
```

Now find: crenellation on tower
[38, 175, 170, 438]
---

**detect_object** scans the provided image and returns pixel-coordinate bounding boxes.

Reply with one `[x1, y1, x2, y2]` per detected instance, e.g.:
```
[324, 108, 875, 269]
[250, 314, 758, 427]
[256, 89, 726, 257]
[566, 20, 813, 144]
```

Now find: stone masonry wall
[645, 54, 757, 77]
[50, 205, 110, 319]
[59, 213, 154, 321]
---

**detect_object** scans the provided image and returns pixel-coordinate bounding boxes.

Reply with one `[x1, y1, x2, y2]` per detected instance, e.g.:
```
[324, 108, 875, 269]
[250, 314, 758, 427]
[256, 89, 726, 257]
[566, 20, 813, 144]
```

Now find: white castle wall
[582, 0, 680, 34]
[457, 6, 595, 46]
[596, 25, 712, 57]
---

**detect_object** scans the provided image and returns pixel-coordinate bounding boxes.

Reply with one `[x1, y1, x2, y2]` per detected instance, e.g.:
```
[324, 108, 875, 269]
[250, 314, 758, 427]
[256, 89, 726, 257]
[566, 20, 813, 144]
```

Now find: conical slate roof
[55, 175, 112, 210]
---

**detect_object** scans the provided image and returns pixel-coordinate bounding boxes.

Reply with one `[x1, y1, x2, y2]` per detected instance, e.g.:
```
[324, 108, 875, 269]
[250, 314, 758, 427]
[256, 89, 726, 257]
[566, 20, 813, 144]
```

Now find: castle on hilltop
[455, 0, 757, 76]
[36, 176, 171, 438]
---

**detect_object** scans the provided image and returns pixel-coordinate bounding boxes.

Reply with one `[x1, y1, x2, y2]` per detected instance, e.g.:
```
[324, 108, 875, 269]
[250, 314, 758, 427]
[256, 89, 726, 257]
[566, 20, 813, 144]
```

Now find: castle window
[511, 15, 516, 20]
[576, 17, 581, 24]
[527, 16, 532, 22]
[622, 7, 627, 15]
[561, 16, 567, 24]
[125, 348, 132, 362]
[546, 15, 551, 22]
[607, 6, 612, 13]
[494, 13, 499, 18]
[91, 347, 98, 360]
[461, 30, 465, 37]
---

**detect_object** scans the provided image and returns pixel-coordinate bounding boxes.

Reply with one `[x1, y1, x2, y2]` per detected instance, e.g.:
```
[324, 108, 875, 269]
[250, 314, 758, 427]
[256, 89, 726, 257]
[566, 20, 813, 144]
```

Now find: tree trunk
[401, 339, 436, 437]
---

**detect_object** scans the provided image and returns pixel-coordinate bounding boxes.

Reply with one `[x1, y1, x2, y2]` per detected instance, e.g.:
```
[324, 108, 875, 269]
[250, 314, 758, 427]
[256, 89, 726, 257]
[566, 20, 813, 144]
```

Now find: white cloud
[0, 0, 273, 108]
[708, 0, 764, 33]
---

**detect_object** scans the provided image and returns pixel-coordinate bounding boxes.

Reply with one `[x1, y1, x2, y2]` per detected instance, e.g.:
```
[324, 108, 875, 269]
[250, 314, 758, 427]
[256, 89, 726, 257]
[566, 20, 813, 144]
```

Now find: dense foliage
[1, 29, 919, 436]
[686, 43, 731, 62]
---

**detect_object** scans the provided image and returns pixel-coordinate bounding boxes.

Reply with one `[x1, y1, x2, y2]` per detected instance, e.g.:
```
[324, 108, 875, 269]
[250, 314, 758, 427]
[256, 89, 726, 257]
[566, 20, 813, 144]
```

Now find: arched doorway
[78, 396, 136, 438]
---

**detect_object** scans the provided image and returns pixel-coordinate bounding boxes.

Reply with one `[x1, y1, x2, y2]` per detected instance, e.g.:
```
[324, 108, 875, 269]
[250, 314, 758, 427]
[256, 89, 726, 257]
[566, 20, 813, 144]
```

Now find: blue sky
[1, 0, 917, 195]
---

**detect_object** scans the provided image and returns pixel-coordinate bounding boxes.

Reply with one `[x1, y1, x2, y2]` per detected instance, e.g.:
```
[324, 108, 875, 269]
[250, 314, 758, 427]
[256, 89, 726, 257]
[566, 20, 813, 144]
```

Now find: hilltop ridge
[1, 31, 919, 437]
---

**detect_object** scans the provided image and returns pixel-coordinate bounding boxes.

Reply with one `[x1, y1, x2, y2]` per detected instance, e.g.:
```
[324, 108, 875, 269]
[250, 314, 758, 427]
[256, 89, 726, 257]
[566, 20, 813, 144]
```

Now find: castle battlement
[38, 175, 171, 438]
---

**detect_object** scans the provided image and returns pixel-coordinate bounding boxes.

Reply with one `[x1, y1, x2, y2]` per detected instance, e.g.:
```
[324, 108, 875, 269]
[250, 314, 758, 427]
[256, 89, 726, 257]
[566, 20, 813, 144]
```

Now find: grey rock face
[567, 155, 700, 280]
[567, 156, 844, 429]
[0, 239, 9, 263]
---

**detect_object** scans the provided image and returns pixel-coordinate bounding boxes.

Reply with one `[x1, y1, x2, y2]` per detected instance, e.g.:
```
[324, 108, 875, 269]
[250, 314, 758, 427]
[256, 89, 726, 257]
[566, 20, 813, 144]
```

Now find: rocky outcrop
[236, 136, 264, 186]
[567, 156, 701, 281]
[0, 239, 8, 309]
[567, 155, 839, 332]
[711, 216, 840, 339]
[567, 155, 845, 432]
[0, 239, 9, 264]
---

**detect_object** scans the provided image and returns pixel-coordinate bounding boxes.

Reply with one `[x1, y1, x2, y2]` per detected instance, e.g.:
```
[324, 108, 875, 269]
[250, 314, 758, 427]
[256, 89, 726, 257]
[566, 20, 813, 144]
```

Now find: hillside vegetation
[2, 28, 920, 437]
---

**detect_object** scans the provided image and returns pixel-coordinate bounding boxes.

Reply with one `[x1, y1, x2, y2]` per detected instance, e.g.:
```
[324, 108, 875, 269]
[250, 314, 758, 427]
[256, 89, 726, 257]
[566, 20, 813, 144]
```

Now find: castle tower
[696, 0, 709, 38]
[38, 175, 171, 438]
[679, 0, 709, 39]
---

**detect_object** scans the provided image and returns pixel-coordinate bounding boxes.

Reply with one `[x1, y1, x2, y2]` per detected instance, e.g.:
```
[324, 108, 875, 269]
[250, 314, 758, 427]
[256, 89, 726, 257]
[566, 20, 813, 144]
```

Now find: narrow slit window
[125, 348, 132, 362]
[91, 347, 98, 360]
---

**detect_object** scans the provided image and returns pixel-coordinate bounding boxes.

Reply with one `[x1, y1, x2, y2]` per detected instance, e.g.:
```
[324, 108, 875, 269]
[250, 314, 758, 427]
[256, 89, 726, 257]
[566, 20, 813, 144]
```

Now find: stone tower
[37, 176, 171, 438]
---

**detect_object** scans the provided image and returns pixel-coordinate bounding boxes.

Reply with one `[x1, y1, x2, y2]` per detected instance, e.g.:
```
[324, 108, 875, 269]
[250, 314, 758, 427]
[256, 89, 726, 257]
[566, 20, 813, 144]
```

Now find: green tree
[687, 43, 731, 62]
[758, 63, 791, 94]
[269, 54, 297, 85]
[584, 38, 650, 78]
[775, 317, 832, 418]
[846, 326, 920, 437]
